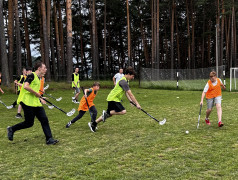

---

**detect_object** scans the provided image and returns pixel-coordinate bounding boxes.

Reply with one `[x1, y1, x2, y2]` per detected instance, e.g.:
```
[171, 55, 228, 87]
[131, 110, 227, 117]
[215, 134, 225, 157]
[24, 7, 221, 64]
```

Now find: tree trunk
[186, 0, 191, 69]
[201, 7, 205, 68]
[78, 0, 87, 78]
[90, 0, 99, 79]
[66, 0, 73, 82]
[175, 2, 180, 69]
[50, 9, 57, 81]
[14, 0, 22, 76]
[103, 0, 107, 74]
[215, 0, 220, 74]
[0, 0, 10, 86]
[220, 0, 225, 66]
[41, 0, 51, 81]
[156, 0, 159, 69]
[7, 0, 14, 81]
[191, 1, 195, 69]
[38, 0, 45, 63]
[207, 19, 212, 67]
[225, 14, 231, 69]
[57, 1, 65, 75]
[171, 0, 174, 73]
[230, 0, 235, 68]
[21, 0, 32, 67]
[126, 0, 131, 66]
[151, 0, 154, 68]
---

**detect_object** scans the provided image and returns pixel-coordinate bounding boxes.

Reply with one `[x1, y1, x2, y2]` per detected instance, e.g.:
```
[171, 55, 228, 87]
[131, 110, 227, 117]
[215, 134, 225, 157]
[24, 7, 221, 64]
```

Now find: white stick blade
[56, 97, 62, 101]
[67, 108, 76, 116]
[48, 105, 54, 109]
[159, 118, 166, 125]
[7, 105, 14, 109]
[44, 84, 49, 90]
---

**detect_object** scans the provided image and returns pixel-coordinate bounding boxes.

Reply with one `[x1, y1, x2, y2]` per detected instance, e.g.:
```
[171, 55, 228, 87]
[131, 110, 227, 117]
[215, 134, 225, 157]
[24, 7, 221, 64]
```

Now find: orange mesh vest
[206, 79, 222, 99]
[78, 88, 97, 111]
[39, 77, 45, 95]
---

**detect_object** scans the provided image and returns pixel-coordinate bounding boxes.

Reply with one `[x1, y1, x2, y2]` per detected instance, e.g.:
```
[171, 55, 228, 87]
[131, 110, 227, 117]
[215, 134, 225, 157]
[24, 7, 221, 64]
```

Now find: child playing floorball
[66, 82, 100, 128]
[200, 71, 226, 127]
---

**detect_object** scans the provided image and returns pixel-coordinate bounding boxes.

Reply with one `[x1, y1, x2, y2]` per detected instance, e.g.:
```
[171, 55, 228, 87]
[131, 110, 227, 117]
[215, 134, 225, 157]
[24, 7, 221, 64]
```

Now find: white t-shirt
[203, 78, 223, 93]
[114, 73, 124, 84]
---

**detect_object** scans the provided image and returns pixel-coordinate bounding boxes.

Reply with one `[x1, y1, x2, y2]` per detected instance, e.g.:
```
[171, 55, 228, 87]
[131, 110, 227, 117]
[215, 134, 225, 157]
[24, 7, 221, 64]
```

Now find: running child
[66, 82, 100, 128]
[200, 71, 226, 127]
[88, 67, 141, 132]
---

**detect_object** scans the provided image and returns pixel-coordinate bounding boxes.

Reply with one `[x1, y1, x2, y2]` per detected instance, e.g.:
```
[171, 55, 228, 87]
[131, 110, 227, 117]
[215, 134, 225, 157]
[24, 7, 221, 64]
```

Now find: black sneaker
[7, 126, 14, 141]
[102, 110, 108, 122]
[15, 113, 22, 118]
[46, 138, 59, 145]
[66, 121, 72, 128]
[88, 122, 96, 132]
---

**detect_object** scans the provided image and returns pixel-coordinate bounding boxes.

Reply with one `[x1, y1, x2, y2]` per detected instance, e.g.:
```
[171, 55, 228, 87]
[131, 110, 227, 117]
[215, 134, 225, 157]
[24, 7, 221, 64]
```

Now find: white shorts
[206, 96, 222, 109]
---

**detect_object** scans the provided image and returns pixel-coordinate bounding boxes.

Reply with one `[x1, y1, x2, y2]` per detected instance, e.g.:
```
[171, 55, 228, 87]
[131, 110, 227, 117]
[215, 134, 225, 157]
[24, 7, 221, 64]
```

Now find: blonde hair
[210, 71, 217, 77]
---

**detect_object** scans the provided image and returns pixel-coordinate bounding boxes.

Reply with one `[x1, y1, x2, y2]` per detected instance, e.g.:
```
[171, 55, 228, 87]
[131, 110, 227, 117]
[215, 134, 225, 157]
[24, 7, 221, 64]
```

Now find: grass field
[1, 81, 238, 179]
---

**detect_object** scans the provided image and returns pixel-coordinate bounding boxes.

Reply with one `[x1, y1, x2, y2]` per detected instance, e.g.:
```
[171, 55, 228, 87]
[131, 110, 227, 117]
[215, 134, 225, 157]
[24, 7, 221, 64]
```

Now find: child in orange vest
[66, 82, 100, 128]
[200, 71, 226, 127]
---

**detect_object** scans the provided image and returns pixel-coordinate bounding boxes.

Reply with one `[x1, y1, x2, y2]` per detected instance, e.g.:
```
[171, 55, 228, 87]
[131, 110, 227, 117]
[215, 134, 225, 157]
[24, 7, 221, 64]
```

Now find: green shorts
[206, 96, 222, 109]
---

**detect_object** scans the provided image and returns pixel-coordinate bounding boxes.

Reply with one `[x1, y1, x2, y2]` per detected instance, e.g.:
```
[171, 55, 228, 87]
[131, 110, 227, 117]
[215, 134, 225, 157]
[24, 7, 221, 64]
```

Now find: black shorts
[107, 101, 125, 115]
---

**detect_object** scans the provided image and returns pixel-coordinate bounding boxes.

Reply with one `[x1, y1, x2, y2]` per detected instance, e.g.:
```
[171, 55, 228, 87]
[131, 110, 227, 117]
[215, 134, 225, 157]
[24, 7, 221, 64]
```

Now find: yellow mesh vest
[17, 72, 42, 107]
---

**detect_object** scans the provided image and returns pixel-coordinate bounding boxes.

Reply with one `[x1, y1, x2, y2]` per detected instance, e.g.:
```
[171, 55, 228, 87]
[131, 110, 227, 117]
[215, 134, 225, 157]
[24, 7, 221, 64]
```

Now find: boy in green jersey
[7, 62, 58, 145]
[72, 67, 80, 103]
[88, 67, 141, 132]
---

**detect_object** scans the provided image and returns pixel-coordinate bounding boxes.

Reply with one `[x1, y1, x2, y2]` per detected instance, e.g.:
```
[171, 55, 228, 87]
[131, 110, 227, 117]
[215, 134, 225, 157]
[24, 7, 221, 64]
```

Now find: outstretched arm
[126, 90, 141, 109]
[200, 92, 206, 106]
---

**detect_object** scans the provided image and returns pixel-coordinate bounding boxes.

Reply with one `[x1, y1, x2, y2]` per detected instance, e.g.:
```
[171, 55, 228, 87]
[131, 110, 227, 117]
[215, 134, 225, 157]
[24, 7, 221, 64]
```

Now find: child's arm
[200, 92, 206, 105]
[0, 87, 4, 94]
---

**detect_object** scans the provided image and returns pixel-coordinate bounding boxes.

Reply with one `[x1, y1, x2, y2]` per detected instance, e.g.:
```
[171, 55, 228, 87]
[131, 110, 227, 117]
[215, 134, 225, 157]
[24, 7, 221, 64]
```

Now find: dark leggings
[11, 102, 53, 141]
[71, 106, 97, 123]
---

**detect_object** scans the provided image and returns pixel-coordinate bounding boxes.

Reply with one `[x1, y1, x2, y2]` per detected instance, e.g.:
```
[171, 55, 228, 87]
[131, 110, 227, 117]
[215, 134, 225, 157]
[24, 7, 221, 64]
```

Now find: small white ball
[176, 97, 179, 98]
[185, 130, 189, 134]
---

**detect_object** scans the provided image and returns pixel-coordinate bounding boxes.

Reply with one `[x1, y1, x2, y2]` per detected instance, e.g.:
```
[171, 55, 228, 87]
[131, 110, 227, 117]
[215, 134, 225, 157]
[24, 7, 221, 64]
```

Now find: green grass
[1, 82, 238, 179]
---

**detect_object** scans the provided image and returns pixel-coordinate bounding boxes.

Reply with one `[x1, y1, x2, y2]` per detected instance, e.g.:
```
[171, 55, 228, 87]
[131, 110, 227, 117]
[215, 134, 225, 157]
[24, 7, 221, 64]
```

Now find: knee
[207, 109, 212, 113]
[25, 121, 34, 128]
[121, 110, 126, 114]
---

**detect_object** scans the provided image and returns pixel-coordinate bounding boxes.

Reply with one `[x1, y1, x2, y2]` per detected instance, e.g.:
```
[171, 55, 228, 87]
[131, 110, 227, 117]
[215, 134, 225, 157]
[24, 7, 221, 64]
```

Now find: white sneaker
[102, 110, 108, 122]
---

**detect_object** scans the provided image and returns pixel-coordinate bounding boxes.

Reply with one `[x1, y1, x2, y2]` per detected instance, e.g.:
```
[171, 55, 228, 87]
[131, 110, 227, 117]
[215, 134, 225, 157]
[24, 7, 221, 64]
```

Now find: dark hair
[125, 66, 135, 75]
[93, 82, 100, 87]
[26, 67, 32, 71]
[34, 61, 44, 71]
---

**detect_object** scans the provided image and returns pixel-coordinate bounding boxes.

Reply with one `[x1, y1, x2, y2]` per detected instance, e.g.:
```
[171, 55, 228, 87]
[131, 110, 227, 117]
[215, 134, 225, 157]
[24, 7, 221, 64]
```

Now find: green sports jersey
[107, 76, 128, 102]
[72, 73, 80, 88]
[17, 72, 42, 107]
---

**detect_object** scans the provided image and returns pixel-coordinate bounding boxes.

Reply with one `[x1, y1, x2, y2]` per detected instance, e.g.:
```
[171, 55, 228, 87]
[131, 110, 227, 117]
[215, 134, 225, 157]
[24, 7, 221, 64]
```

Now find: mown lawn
[0, 81, 238, 179]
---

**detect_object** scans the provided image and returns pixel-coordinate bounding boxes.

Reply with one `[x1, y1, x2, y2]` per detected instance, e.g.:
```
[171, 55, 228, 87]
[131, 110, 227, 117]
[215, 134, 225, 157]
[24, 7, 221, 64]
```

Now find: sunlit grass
[0, 82, 238, 179]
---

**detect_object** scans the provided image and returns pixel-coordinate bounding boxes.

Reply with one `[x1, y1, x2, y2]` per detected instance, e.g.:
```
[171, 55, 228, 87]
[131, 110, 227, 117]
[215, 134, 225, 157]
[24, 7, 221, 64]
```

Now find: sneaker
[72, 99, 79, 104]
[66, 121, 72, 128]
[46, 138, 59, 145]
[88, 122, 96, 132]
[218, 121, 224, 127]
[7, 126, 14, 141]
[102, 110, 108, 122]
[205, 118, 210, 125]
[15, 113, 22, 118]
